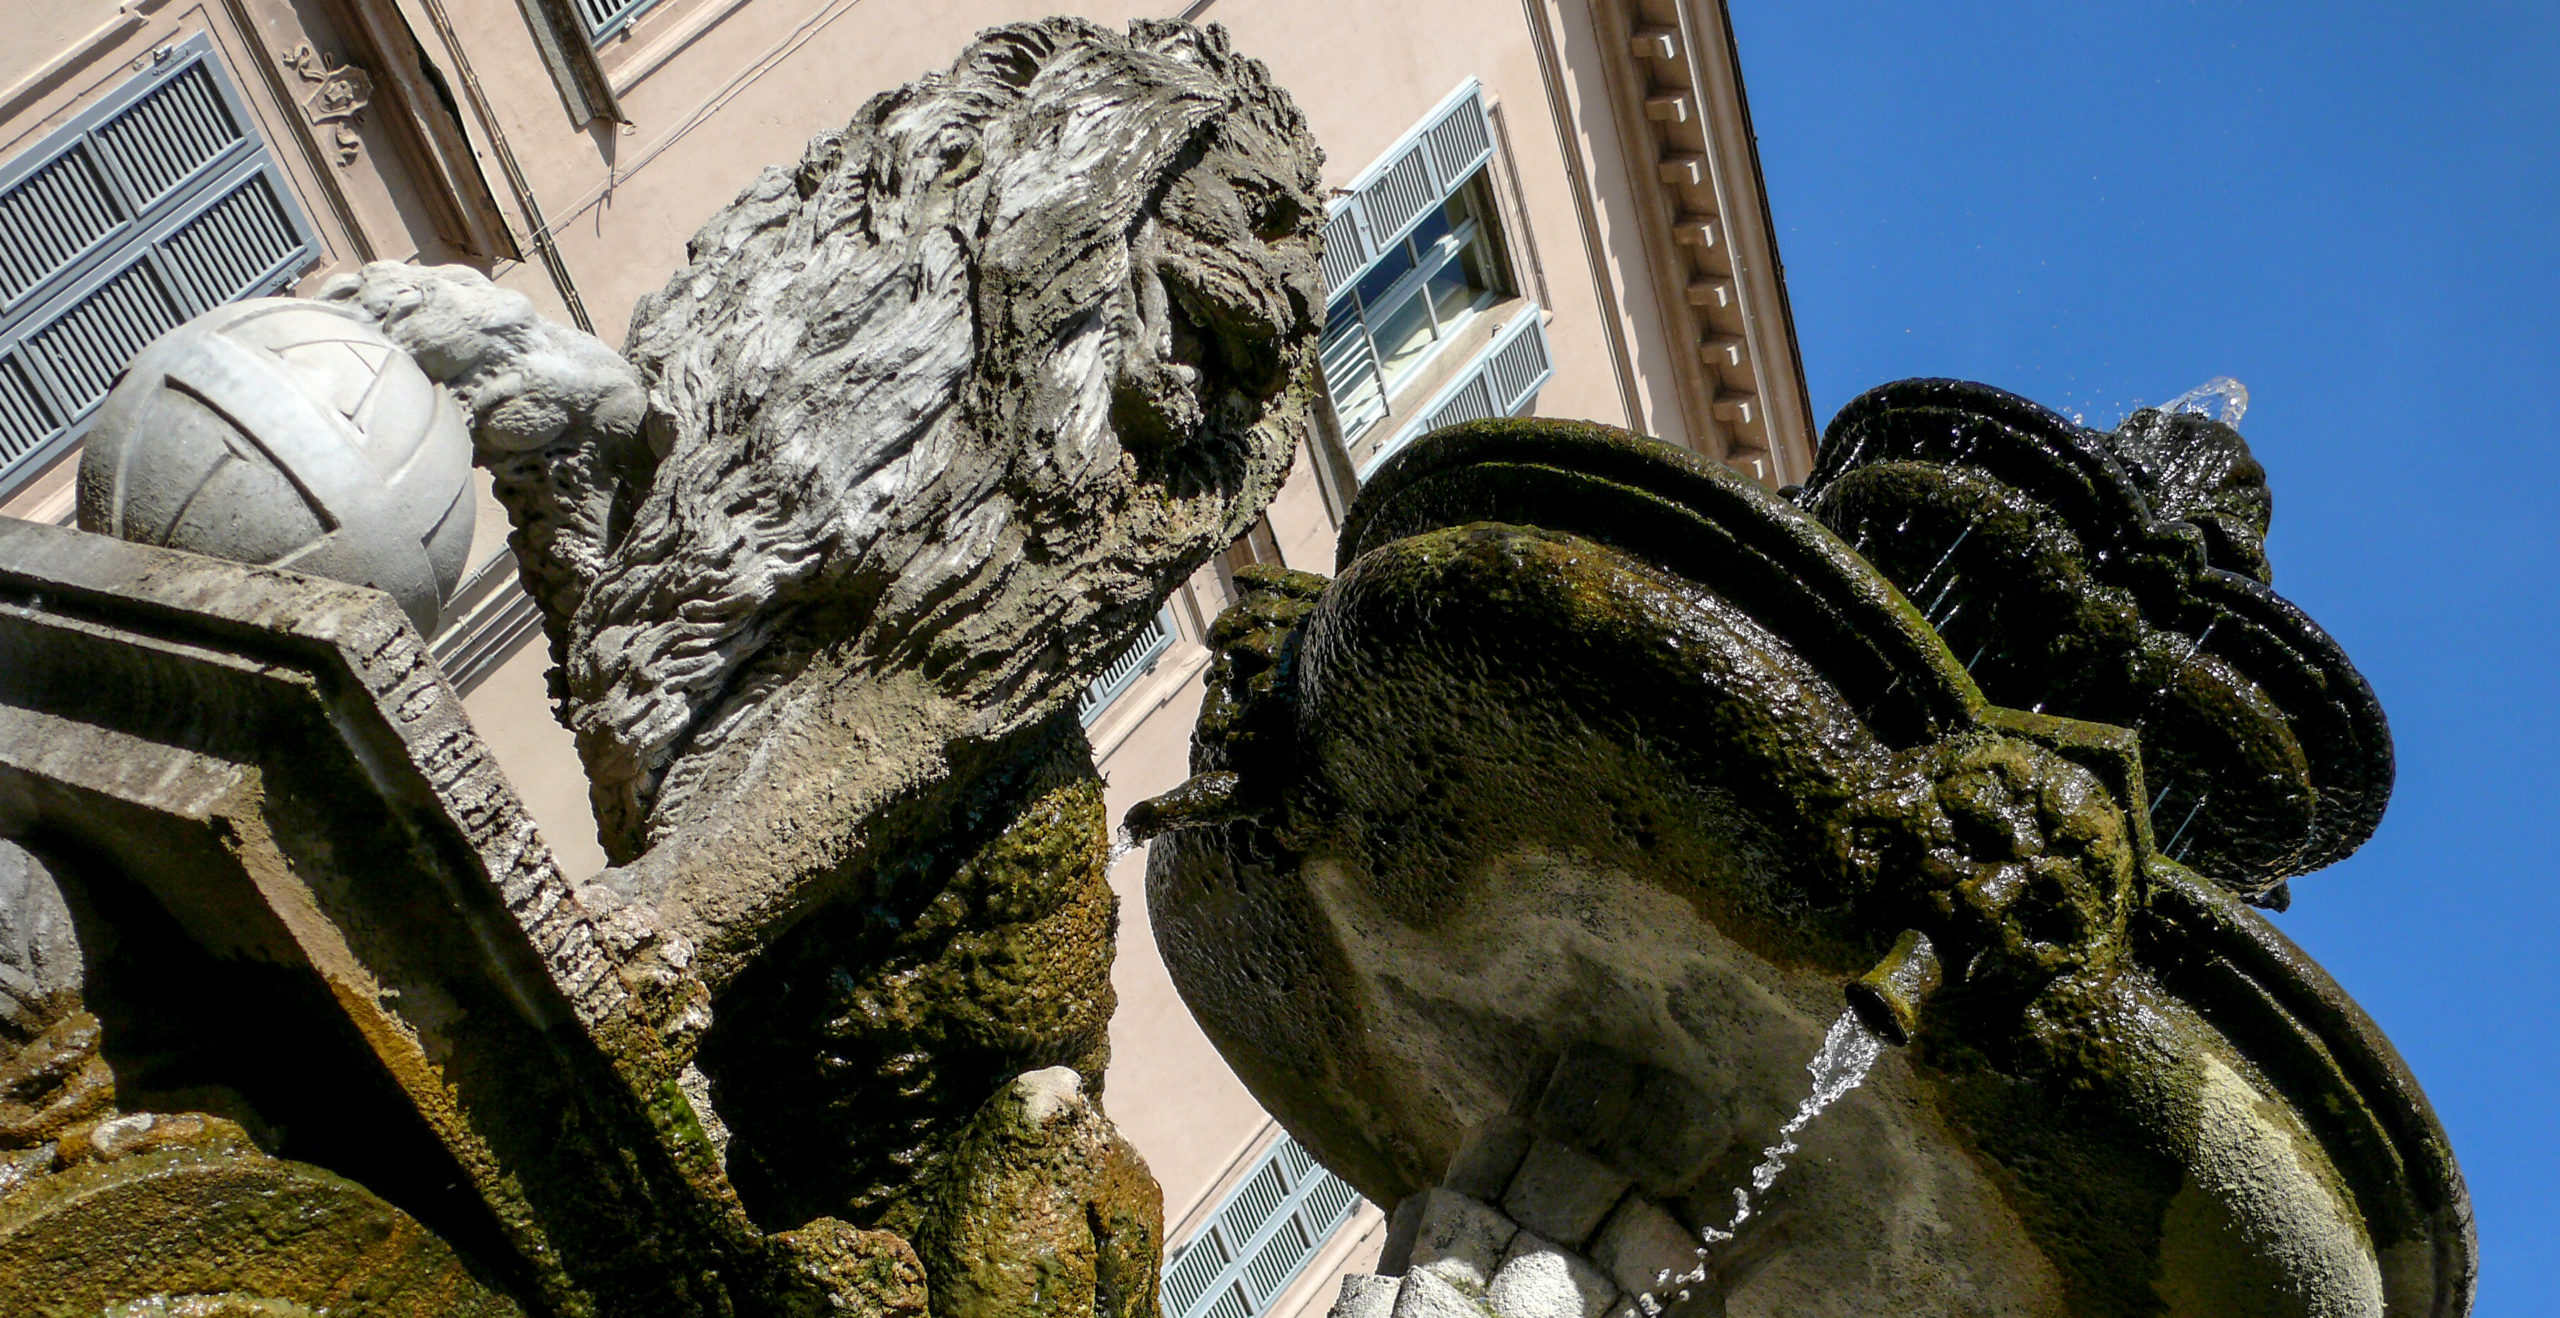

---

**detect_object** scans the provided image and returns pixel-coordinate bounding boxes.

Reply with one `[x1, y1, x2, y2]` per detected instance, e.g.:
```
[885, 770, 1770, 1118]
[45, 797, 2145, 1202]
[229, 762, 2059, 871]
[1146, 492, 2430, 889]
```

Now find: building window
[575, 0, 666, 40]
[0, 34, 318, 499]
[1079, 607, 1178, 725]
[1161, 1132, 1364, 1318]
[1322, 174, 1510, 432]
[1361, 308, 1556, 481]
[1315, 81, 1551, 464]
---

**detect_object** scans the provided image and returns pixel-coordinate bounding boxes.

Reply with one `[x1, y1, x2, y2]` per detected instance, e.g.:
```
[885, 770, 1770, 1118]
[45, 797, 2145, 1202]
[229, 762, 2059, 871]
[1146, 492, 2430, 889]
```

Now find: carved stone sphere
[76, 298, 474, 634]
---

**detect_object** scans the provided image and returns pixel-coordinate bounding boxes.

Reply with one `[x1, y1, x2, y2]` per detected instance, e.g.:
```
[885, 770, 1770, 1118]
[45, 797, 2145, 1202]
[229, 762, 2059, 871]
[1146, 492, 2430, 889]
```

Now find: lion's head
[562, 18, 1325, 858]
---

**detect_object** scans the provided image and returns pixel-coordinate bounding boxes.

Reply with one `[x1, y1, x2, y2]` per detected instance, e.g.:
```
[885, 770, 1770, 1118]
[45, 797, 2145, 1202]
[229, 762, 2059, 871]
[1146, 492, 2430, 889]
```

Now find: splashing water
[1634, 1009, 1886, 1314]
[2153, 377, 2249, 427]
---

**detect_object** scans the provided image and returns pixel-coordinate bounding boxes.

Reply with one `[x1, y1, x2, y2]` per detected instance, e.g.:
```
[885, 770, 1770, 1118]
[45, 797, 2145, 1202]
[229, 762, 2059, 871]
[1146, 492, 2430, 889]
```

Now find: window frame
[0, 33, 321, 500]
[1313, 80, 1517, 443]
[574, 0, 671, 42]
[1323, 172, 1510, 426]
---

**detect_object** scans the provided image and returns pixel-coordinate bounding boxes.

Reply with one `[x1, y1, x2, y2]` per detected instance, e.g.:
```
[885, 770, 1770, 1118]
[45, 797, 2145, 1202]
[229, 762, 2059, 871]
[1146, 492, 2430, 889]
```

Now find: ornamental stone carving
[280, 43, 372, 164]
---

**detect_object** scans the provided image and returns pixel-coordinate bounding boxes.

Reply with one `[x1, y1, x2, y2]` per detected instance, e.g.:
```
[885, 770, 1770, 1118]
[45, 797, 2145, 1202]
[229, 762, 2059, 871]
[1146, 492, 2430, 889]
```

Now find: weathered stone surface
[914, 1068, 1163, 1318]
[763, 1218, 930, 1317]
[74, 299, 477, 636]
[0, 1113, 520, 1317]
[1441, 1116, 1532, 1203]
[334, 18, 1324, 911]
[20, 16, 1331, 1316]
[1395, 1188, 1518, 1292]
[1500, 1142, 1628, 1250]
[1587, 1198, 1696, 1299]
[316, 263, 646, 651]
[1391, 1267, 1496, 1318]
[1332, 1274, 1403, 1318]
[702, 719, 1120, 1230]
[1486, 1235, 1617, 1318]
[583, 20, 1321, 986]
[1803, 379, 2390, 896]
[1525, 1045, 1730, 1203]
[0, 843, 109, 1151]
[0, 520, 756, 1315]
[1144, 415, 2473, 1316]
[326, 19, 1325, 1265]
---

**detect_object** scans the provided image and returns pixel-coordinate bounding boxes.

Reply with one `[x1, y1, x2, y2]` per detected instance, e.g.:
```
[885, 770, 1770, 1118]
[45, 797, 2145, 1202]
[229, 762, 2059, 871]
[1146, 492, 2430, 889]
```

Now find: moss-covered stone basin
[1140, 415, 2470, 1317]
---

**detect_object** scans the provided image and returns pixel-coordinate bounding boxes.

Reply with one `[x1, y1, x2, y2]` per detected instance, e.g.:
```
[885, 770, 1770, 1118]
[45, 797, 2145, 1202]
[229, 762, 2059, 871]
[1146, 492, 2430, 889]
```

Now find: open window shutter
[1078, 607, 1178, 724]
[1319, 313, 1387, 437]
[1317, 207, 1369, 300]
[0, 34, 317, 495]
[1366, 310, 1556, 480]
[1316, 82, 1509, 442]
[1322, 82, 1497, 302]
[575, 0, 665, 40]
[1160, 1134, 1366, 1318]
[1482, 311, 1556, 415]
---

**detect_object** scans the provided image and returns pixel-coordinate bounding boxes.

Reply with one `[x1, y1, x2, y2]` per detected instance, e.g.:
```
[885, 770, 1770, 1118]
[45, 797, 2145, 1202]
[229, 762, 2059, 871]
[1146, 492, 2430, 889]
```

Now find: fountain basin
[1142, 415, 2470, 1316]
[1802, 380, 2392, 897]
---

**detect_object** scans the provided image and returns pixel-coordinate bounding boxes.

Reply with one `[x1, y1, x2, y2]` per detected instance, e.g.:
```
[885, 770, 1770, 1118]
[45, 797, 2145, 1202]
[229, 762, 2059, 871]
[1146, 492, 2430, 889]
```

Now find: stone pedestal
[0, 518, 751, 1315]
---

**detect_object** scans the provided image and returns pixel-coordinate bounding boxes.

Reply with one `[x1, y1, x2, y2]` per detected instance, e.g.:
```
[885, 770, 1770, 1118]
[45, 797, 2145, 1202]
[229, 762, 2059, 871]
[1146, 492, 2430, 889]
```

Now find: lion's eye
[1251, 191, 1303, 241]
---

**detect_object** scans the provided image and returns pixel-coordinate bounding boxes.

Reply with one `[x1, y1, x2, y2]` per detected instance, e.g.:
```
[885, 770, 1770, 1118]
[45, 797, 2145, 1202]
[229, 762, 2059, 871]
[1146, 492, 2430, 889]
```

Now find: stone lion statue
[328, 11, 1324, 1281]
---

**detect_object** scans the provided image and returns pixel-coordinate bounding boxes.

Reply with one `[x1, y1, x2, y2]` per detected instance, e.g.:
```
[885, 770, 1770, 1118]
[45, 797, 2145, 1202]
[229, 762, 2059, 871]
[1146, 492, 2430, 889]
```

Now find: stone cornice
[1584, 0, 1816, 485]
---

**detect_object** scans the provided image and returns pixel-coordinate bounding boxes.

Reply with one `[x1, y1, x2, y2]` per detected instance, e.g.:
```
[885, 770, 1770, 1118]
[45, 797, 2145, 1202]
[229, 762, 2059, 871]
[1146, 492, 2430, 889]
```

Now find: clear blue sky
[1727, 1, 2559, 1306]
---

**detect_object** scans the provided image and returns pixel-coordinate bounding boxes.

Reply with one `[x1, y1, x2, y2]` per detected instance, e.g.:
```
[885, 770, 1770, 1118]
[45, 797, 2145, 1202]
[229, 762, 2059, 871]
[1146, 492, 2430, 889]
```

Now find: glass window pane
[1371, 287, 1437, 378]
[1427, 252, 1486, 328]
[1352, 240, 1415, 312]
[1406, 201, 1454, 256]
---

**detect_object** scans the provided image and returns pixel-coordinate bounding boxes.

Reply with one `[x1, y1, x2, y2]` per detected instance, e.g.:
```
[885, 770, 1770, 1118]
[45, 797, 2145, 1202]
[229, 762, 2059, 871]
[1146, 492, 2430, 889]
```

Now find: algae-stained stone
[1146, 417, 2473, 1318]
[319, 18, 1328, 1263]
[703, 721, 1123, 1232]
[1801, 379, 2392, 896]
[0, 1128, 520, 1317]
[0, 517, 759, 1316]
[917, 1068, 1162, 1318]
[764, 1218, 929, 1317]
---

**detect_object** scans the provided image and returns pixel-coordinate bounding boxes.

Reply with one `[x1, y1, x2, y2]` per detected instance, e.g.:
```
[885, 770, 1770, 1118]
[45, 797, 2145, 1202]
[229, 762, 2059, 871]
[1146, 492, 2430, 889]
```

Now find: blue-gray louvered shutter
[0, 32, 318, 496]
[1317, 82, 1502, 441]
[1325, 82, 1497, 302]
[1160, 1133, 1365, 1318]
[1366, 310, 1555, 481]
[576, 0, 666, 40]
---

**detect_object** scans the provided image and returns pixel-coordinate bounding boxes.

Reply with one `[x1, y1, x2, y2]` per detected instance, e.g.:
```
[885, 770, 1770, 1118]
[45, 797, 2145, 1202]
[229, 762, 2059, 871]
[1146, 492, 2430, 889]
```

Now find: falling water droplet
[2154, 377, 2249, 427]
[1634, 1010, 1886, 1314]
[2163, 787, 2212, 861]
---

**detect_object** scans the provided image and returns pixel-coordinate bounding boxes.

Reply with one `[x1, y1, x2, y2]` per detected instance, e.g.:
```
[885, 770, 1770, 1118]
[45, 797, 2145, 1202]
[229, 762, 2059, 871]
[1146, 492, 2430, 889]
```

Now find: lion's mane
[554, 18, 1324, 858]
